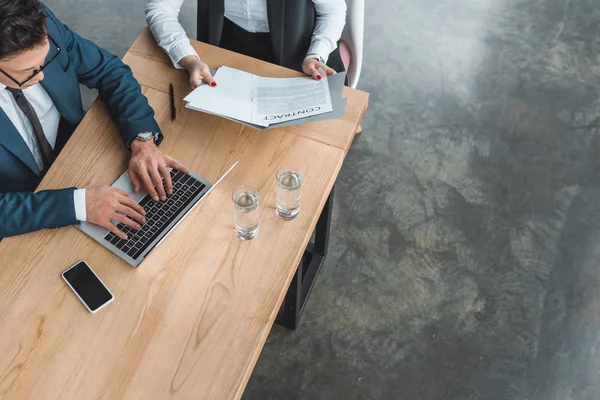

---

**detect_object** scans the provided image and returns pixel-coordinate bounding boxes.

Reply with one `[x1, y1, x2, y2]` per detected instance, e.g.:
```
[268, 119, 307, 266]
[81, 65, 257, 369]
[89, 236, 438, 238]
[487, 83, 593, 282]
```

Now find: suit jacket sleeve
[0, 188, 77, 239]
[44, 6, 162, 147]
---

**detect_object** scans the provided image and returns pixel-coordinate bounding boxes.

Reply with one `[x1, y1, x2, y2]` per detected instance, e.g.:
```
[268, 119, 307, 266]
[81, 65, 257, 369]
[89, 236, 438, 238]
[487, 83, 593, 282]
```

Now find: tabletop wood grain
[0, 28, 368, 400]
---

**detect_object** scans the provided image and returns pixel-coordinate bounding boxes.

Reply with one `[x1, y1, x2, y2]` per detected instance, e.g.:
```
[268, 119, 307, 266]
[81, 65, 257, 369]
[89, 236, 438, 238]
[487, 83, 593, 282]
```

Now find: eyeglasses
[0, 35, 62, 88]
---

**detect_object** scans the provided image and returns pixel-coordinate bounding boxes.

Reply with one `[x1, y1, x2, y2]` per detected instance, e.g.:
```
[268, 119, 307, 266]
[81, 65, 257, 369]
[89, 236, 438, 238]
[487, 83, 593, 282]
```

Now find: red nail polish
[211, 82, 217, 87]
[317, 75, 322, 80]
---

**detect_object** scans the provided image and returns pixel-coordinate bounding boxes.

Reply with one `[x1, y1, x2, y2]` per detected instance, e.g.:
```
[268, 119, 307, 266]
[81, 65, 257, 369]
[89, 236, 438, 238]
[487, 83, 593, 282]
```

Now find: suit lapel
[0, 39, 70, 176]
[0, 106, 41, 175]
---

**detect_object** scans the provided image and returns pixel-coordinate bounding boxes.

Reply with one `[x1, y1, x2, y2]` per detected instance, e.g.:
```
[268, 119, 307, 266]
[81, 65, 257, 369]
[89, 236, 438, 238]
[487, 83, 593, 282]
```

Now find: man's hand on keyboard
[86, 185, 147, 240]
[128, 141, 189, 202]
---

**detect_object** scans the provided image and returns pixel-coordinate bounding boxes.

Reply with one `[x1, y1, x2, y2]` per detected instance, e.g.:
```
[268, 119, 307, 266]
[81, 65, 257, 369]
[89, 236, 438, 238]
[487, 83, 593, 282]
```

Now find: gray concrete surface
[44, 0, 600, 399]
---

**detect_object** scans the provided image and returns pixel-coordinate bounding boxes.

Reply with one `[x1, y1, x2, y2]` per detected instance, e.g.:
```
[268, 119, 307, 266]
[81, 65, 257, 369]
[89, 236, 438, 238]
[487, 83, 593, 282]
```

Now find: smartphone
[62, 261, 114, 313]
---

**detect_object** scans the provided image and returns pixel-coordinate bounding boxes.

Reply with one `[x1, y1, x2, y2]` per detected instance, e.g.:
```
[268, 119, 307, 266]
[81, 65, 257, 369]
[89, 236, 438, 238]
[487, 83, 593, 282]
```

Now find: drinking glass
[276, 166, 302, 220]
[232, 185, 259, 240]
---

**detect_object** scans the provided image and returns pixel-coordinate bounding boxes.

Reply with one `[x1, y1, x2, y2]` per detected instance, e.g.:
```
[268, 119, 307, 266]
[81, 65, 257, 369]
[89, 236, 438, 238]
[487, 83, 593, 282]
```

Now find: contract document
[184, 66, 333, 128]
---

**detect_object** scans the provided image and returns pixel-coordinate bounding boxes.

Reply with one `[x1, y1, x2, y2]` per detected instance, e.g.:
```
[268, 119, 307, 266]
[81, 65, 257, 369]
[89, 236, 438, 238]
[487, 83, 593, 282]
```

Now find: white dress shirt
[0, 82, 87, 221]
[145, 0, 346, 68]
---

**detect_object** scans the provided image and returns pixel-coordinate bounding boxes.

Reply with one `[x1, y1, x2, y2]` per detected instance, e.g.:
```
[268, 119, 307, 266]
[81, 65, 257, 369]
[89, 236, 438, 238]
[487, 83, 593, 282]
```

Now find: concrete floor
[45, 0, 600, 399]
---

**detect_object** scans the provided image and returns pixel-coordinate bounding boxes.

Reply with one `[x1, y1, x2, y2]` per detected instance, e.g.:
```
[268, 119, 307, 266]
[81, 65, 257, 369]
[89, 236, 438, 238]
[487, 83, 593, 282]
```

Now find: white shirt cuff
[73, 189, 87, 222]
[307, 40, 334, 64]
[169, 40, 200, 69]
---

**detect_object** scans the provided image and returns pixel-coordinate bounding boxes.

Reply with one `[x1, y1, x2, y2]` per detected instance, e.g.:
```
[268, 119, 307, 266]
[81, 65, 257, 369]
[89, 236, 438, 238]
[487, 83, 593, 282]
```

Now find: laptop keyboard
[103, 169, 206, 261]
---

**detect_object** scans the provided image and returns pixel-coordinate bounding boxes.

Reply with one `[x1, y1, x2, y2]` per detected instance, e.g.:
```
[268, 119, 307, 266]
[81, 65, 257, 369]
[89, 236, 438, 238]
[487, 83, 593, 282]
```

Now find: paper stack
[183, 66, 347, 130]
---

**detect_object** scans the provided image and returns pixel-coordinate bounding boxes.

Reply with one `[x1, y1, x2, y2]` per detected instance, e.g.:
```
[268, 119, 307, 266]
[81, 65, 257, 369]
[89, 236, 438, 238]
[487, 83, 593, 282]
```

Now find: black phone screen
[63, 261, 113, 312]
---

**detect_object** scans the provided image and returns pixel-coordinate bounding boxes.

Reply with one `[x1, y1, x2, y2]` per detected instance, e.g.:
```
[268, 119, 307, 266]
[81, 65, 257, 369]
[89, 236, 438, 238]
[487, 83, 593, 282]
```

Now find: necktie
[7, 87, 56, 173]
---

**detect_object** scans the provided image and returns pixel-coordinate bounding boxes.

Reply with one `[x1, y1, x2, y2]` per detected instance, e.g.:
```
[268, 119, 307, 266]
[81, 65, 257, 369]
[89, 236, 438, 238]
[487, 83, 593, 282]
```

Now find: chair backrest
[340, 0, 365, 89]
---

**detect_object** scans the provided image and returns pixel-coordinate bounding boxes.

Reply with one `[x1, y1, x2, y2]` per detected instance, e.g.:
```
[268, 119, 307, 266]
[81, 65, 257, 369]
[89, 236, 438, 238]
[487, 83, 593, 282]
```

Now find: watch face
[133, 132, 161, 146]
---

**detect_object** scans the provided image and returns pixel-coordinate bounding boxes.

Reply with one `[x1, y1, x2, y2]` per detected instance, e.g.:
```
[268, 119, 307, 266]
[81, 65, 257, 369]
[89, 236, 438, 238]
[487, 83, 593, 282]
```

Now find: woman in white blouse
[146, 0, 347, 88]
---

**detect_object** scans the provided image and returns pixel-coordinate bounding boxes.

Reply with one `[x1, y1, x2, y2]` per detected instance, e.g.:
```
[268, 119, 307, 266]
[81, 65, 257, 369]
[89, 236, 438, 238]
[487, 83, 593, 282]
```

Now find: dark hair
[0, 0, 47, 60]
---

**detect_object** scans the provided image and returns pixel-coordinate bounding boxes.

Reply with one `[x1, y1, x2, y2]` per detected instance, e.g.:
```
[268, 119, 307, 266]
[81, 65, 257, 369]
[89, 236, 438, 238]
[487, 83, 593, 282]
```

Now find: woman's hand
[302, 58, 337, 80]
[179, 55, 217, 89]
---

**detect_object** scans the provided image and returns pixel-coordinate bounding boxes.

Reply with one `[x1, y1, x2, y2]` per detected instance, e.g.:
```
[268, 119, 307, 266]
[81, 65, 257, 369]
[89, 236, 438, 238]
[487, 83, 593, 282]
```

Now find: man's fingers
[119, 194, 146, 217]
[114, 188, 129, 197]
[159, 165, 173, 195]
[150, 167, 167, 200]
[129, 169, 142, 192]
[113, 212, 142, 231]
[167, 159, 190, 174]
[139, 168, 159, 201]
[202, 68, 217, 87]
[106, 222, 127, 240]
[116, 204, 145, 224]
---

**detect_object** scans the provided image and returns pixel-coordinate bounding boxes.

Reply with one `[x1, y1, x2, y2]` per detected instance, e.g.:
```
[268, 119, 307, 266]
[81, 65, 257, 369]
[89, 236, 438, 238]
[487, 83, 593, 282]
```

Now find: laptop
[77, 160, 238, 267]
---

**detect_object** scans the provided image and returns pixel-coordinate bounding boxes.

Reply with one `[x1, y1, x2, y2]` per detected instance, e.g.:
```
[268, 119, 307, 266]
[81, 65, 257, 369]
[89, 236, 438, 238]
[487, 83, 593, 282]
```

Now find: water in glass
[276, 168, 302, 220]
[233, 187, 259, 240]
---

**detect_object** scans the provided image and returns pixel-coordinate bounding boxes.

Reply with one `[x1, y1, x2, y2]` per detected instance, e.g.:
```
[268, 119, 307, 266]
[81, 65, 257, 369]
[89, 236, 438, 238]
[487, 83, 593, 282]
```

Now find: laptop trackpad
[111, 171, 148, 203]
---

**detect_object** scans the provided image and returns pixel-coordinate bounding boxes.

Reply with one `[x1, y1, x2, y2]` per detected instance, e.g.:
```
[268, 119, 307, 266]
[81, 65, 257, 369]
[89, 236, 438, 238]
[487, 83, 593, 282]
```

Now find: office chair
[339, 0, 365, 89]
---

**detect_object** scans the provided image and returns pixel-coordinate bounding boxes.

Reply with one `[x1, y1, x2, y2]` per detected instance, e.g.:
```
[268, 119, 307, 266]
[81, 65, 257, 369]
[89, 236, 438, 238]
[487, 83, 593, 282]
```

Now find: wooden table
[0, 28, 368, 399]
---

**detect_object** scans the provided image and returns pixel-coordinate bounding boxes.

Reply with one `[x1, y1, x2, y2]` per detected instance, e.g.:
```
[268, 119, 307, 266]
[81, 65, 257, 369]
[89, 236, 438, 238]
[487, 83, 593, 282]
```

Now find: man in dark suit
[0, 0, 188, 240]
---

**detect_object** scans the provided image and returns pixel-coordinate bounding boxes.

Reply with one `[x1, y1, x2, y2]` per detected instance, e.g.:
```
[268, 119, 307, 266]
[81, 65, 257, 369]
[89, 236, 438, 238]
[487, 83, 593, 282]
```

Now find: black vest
[196, 0, 315, 72]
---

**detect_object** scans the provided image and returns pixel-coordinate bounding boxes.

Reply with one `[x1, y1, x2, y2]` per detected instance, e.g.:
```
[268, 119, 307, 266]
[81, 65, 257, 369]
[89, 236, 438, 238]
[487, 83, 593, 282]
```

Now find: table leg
[275, 187, 334, 330]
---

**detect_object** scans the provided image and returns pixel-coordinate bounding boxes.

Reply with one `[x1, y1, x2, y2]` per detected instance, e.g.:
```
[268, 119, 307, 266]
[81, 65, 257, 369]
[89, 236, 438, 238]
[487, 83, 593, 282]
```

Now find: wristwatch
[132, 131, 162, 146]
